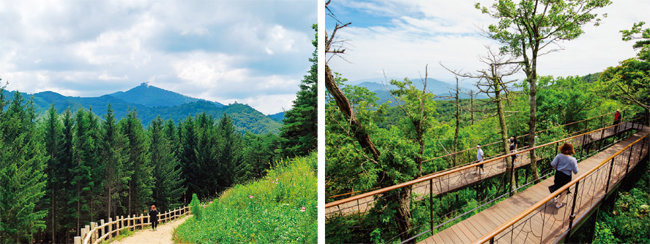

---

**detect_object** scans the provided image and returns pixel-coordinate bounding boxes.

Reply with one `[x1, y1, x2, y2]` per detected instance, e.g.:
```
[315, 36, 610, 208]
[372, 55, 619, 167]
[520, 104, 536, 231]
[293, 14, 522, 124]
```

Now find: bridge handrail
[477, 131, 649, 243]
[325, 120, 639, 209]
[75, 205, 192, 244]
[328, 114, 610, 200]
[422, 114, 608, 163]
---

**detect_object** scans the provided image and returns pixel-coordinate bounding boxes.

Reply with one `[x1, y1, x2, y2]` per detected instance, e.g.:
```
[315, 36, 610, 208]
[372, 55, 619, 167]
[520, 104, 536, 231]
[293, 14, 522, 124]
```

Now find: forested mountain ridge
[351, 78, 489, 105]
[1, 83, 280, 134]
[107, 82, 225, 108]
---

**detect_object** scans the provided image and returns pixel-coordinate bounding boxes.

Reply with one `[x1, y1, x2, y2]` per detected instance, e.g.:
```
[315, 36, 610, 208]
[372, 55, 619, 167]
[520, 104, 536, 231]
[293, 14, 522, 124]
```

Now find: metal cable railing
[328, 114, 611, 201]
[325, 119, 644, 243]
[478, 129, 649, 244]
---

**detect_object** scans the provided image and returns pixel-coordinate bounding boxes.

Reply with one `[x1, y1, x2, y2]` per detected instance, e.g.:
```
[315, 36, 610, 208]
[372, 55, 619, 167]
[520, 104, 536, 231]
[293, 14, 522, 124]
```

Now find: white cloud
[0, 0, 315, 114]
[329, 0, 650, 84]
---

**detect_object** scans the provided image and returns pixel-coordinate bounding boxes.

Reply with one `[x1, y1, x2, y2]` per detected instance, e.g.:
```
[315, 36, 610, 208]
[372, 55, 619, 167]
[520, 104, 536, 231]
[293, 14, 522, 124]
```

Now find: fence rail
[478, 130, 649, 243]
[73, 206, 191, 244]
[325, 121, 641, 217]
[326, 119, 645, 243]
[328, 114, 612, 200]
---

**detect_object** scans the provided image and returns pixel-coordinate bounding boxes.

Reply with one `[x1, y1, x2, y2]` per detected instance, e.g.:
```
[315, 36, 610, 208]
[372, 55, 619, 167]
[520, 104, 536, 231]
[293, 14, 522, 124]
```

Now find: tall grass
[174, 153, 317, 243]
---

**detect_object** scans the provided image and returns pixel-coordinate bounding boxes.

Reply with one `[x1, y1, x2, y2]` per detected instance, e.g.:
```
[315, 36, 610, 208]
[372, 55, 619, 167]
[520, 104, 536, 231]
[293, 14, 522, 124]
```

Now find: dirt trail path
[111, 215, 190, 244]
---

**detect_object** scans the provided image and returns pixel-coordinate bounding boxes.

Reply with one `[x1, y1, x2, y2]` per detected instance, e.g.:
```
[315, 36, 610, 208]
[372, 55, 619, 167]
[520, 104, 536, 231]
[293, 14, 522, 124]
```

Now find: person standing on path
[476, 145, 485, 175]
[509, 136, 518, 165]
[613, 110, 621, 125]
[548, 143, 579, 208]
[149, 205, 159, 231]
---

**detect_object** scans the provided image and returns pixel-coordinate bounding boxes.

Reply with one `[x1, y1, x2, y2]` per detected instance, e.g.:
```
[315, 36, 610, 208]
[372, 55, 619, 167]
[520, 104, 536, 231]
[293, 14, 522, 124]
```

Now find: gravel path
[111, 215, 190, 244]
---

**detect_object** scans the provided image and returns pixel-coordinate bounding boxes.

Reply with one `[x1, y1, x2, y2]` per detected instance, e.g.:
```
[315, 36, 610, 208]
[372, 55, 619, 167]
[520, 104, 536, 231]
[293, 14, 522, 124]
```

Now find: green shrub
[175, 153, 317, 243]
[189, 193, 202, 221]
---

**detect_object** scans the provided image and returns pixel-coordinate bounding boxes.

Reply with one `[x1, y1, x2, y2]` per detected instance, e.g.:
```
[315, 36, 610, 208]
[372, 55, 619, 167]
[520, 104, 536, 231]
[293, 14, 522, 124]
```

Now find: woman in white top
[549, 143, 579, 208]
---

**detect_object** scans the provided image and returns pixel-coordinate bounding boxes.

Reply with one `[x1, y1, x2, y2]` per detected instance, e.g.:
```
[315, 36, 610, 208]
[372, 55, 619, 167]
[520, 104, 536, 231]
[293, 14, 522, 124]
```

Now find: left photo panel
[0, 1, 317, 243]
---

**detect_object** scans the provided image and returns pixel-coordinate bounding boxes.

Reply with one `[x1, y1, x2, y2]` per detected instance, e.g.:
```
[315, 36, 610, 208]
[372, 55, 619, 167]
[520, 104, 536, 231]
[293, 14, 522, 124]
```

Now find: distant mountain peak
[108, 83, 224, 108]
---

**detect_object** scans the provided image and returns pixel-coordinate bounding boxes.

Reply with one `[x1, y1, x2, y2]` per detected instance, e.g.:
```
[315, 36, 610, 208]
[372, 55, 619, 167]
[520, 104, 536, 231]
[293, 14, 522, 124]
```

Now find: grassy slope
[174, 153, 317, 243]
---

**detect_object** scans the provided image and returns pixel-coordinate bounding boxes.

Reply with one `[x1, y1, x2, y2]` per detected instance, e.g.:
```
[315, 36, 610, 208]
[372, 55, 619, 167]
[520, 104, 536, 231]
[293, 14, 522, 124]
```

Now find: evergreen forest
[325, 0, 649, 243]
[0, 24, 317, 244]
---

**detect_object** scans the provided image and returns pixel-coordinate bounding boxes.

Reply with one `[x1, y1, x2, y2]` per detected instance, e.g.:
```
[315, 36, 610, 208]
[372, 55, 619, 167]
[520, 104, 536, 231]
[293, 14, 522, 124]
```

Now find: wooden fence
[73, 206, 191, 244]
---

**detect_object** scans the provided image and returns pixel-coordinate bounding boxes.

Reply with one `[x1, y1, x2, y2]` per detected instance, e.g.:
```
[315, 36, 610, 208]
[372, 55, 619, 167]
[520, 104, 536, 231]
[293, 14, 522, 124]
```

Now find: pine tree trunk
[470, 91, 475, 125]
[324, 64, 380, 160]
[107, 187, 111, 220]
[394, 187, 413, 243]
[76, 185, 80, 234]
[51, 187, 55, 243]
[528, 54, 540, 182]
[495, 82, 515, 193]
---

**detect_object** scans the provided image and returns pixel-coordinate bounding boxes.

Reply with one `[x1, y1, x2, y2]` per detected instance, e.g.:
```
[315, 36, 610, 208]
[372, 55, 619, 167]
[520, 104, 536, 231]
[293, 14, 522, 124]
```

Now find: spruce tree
[101, 105, 128, 219]
[120, 109, 153, 215]
[42, 105, 65, 243]
[59, 109, 76, 242]
[279, 24, 317, 157]
[194, 113, 218, 198]
[216, 115, 242, 193]
[149, 116, 185, 211]
[0, 92, 48, 243]
[180, 116, 199, 202]
[70, 109, 94, 232]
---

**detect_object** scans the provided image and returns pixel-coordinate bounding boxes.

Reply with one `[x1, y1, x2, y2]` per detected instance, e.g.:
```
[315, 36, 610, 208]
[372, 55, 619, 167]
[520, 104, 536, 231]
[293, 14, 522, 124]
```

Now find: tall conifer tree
[0, 92, 48, 243]
[120, 109, 153, 215]
[101, 105, 128, 219]
[279, 24, 317, 157]
[43, 105, 64, 243]
[149, 116, 185, 211]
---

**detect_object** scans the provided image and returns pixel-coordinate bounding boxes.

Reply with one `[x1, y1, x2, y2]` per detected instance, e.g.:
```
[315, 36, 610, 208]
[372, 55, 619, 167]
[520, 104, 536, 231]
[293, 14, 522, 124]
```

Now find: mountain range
[350, 78, 489, 105]
[2, 83, 284, 134]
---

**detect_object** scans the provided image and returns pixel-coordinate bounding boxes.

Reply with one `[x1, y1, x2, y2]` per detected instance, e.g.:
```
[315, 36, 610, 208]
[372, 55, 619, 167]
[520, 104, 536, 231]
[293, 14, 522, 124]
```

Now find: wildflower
[249, 195, 254, 199]
[300, 207, 306, 212]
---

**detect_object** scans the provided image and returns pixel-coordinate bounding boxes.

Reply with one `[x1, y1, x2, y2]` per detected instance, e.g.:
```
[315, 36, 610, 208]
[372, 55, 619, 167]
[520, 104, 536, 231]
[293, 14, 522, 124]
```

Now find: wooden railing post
[99, 219, 105, 240]
[74, 236, 81, 244]
[108, 217, 113, 240]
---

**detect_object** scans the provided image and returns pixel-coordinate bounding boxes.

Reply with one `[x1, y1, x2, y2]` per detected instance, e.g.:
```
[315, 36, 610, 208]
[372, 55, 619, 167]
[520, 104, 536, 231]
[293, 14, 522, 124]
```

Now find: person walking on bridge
[149, 205, 159, 231]
[549, 143, 579, 208]
[509, 136, 518, 165]
[613, 110, 621, 125]
[475, 145, 485, 175]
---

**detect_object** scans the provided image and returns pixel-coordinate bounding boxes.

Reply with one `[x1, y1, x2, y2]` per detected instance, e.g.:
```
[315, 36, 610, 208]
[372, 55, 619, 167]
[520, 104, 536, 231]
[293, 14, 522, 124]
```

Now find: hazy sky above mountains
[328, 0, 650, 87]
[0, 0, 315, 114]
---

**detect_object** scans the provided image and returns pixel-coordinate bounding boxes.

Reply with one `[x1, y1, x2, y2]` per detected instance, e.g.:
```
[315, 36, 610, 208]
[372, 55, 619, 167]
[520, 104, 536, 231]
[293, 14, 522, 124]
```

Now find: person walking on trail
[509, 136, 518, 165]
[475, 145, 485, 175]
[548, 143, 579, 208]
[613, 110, 621, 125]
[149, 205, 159, 231]
[613, 110, 622, 137]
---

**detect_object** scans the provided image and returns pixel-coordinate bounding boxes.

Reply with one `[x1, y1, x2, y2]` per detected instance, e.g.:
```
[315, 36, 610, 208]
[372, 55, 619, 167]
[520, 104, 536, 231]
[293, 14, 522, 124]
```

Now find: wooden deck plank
[420, 126, 649, 243]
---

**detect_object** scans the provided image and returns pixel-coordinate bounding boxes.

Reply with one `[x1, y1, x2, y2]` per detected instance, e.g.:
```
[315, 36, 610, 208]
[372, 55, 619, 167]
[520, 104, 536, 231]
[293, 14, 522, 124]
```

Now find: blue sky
[0, 0, 316, 114]
[327, 0, 650, 88]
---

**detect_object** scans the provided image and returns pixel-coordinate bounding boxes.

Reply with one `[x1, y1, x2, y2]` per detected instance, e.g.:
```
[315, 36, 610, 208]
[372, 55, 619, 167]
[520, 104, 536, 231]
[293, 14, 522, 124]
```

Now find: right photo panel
[324, 0, 650, 243]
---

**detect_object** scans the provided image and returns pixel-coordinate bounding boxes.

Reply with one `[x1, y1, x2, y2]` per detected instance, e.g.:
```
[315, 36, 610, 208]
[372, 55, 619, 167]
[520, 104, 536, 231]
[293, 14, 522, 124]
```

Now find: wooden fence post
[108, 217, 113, 240]
[74, 236, 81, 244]
[90, 222, 96, 243]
